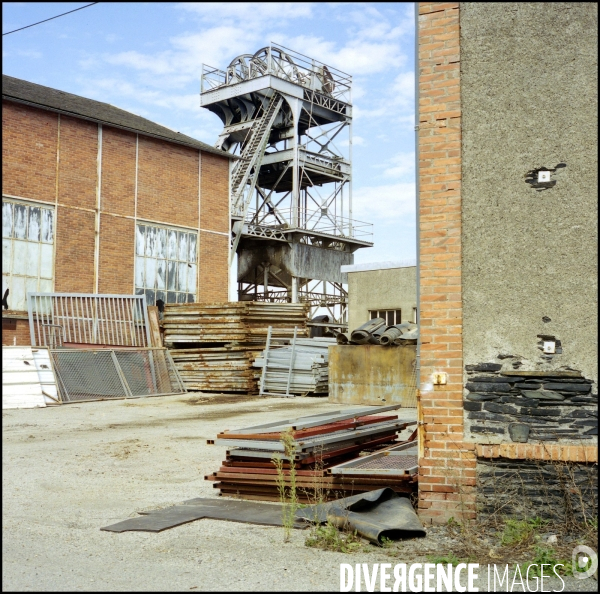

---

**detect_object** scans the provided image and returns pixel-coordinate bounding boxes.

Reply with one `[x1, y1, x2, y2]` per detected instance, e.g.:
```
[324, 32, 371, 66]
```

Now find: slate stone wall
[464, 363, 598, 444]
[477, 457, 598, 522]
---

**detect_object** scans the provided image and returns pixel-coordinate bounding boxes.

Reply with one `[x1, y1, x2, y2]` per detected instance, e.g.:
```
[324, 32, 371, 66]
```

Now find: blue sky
[3, 2, 416, 265]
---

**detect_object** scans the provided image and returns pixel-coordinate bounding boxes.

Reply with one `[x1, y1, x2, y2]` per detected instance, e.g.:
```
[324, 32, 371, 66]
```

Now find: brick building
[417, 3, 597, 522]
[2, 75, 232, 346]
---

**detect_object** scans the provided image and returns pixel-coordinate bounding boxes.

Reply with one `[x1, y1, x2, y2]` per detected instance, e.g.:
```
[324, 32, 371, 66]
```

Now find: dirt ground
[2, 394, 595, 592]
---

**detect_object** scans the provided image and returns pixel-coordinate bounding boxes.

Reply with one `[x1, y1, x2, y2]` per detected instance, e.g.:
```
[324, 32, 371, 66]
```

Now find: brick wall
[100, 126, 136, 218]
[98, 215, 135, 294]
[2, 97, 231, 345]
[417, 2, 476, 523]
[58, 116, 98, 210]
[54, 207, 96, 293]
[2, 102, 57, 202]
[1, 318, 31, 346]
[200, 153, 229, 234]
[137, 136, 200, 228]
[198, 232, 229, 302]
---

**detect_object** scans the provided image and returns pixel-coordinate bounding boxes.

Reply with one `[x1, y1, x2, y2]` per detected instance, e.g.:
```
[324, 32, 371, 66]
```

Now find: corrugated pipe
[368, 325, 387, 345]
[379, 322, 418, 346]
[350, 318, 386, 344]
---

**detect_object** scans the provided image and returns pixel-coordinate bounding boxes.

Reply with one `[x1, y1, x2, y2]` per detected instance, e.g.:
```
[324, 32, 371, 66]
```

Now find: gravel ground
[2, 394, 596, 592]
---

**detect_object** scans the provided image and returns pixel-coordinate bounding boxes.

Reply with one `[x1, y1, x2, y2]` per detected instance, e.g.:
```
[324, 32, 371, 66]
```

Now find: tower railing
[201, 42, 352, 104]
[245, 208, 373, 242]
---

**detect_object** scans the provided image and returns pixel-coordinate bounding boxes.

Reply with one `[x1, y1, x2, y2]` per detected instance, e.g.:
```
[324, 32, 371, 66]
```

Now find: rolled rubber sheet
[295, 488, 426, 544]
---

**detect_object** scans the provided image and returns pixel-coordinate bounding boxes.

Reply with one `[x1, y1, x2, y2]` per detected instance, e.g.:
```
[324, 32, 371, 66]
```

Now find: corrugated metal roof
[2, 74, 233, 158]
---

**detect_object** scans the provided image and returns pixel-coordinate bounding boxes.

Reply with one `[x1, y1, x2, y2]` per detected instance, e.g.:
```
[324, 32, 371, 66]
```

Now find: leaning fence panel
[50, 348, 187, 402]
[51, 350, 128, 402]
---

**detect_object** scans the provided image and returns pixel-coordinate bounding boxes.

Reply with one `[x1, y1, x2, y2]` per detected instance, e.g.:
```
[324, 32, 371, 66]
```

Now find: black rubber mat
[296, 488, 426, 544]
[101, 498, 306, 533]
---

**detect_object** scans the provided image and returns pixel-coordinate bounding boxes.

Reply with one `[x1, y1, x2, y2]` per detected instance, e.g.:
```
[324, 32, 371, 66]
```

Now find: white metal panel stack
[2, 346, 60, 409]
[254, 331, 333, 397]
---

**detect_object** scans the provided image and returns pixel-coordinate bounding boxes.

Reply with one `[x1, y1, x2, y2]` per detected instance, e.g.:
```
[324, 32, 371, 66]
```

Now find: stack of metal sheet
[163, 302, 309, 393]
[206, 406, 418, 501]
[163, 302, 309, 346]
[253, 335, 333, 397]
[168, 346, 258, 393]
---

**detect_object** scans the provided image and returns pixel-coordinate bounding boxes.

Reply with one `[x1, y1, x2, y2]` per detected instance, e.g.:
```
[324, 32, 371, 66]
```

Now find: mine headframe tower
[200, 43, 372, 323]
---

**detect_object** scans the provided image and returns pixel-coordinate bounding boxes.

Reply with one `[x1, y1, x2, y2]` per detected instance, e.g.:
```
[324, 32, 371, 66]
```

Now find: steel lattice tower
[201, 44, 372, 324]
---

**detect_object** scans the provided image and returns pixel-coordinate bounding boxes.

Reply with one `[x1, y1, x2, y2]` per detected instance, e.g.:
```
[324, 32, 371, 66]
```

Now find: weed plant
[272, 428, 298, 543]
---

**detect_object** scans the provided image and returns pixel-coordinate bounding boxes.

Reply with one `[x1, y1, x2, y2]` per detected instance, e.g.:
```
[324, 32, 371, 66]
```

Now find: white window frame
[2, 197, 55, 313]
[135, 221, 198, 307]
[369, 309, 402, 326]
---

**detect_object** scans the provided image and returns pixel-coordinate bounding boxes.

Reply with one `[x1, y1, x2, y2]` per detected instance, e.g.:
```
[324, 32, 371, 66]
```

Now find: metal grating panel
[347, 453, 418, 471]
[27, 293, 150, 348]
[329, 442, 418, 475]
[50, 348, 186, 402]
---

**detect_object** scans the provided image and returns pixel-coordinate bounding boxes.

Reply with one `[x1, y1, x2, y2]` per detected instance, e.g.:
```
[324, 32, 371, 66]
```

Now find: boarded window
[135, 222, 197, 306]
[2, 198, 54, 312]
[369, 309, 401, 326]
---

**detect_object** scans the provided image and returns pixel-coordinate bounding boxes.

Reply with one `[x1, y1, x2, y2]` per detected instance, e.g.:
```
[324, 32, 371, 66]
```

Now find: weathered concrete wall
[328, 344, 417, 407]
[461, 1, 598, 420]
[347, 266, 416, 333]
[238, 243, 353, 287]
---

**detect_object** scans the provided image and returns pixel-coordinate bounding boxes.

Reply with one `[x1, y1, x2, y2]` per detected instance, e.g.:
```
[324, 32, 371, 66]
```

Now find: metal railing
[27, 293, 151, 348]
[245, 207, 373, 242]
[50, 348, 186, 402]
[201, 42, 352, 104]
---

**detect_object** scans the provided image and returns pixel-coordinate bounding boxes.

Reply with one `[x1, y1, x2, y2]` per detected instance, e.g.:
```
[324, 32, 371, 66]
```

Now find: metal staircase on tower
[229, 93, 284, 258]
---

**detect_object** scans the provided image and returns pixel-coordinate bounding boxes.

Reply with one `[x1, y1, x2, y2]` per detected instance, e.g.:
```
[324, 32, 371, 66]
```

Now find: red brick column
[417, 2, 476, 523]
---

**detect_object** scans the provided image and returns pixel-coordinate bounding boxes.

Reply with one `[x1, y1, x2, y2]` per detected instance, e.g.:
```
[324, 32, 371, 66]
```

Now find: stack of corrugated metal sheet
[205, 406, 418, 501]
[168, 346, 258, 393]
[163, 302, 308, 346]
[163, 302, 309, 393]
[253, 337, 332, 396]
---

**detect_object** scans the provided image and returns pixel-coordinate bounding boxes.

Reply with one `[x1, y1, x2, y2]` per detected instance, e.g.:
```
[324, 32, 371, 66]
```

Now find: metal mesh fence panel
[113, 349, 184, 397]
[50, 348, 186, 402]
[51, 350, 128, 402]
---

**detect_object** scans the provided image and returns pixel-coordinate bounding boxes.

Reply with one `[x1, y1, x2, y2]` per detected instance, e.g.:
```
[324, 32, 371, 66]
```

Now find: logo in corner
[572, 545, 598, 580]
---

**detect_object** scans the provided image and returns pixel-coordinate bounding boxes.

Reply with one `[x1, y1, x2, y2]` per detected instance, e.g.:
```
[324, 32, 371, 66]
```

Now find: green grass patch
[305, 520, 364, 554]
[500, 518, 549, 546]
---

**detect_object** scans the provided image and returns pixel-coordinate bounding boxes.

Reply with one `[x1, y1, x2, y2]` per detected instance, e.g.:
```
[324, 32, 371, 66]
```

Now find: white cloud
[342, 3, 414, 42]
[339, 135, 364, 147]
[381, 151, 415, 179]
[392, 71, 415, 108]
[103, 26, 258, 87]
[270, 33, 406, 76]
[78, 77, 219, 127]
[176, 2, 313, 24]
[352, 182, 415, 222]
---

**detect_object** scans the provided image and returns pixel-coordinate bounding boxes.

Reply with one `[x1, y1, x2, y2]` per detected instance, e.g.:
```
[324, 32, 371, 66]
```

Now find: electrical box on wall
[543, 341, 556, 354]
[433, 372, 448, 385]
[538, 170, 551, 183]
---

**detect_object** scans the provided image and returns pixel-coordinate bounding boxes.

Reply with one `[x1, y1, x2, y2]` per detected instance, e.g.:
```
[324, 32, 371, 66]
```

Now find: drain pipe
[414, 3, 424, 460]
